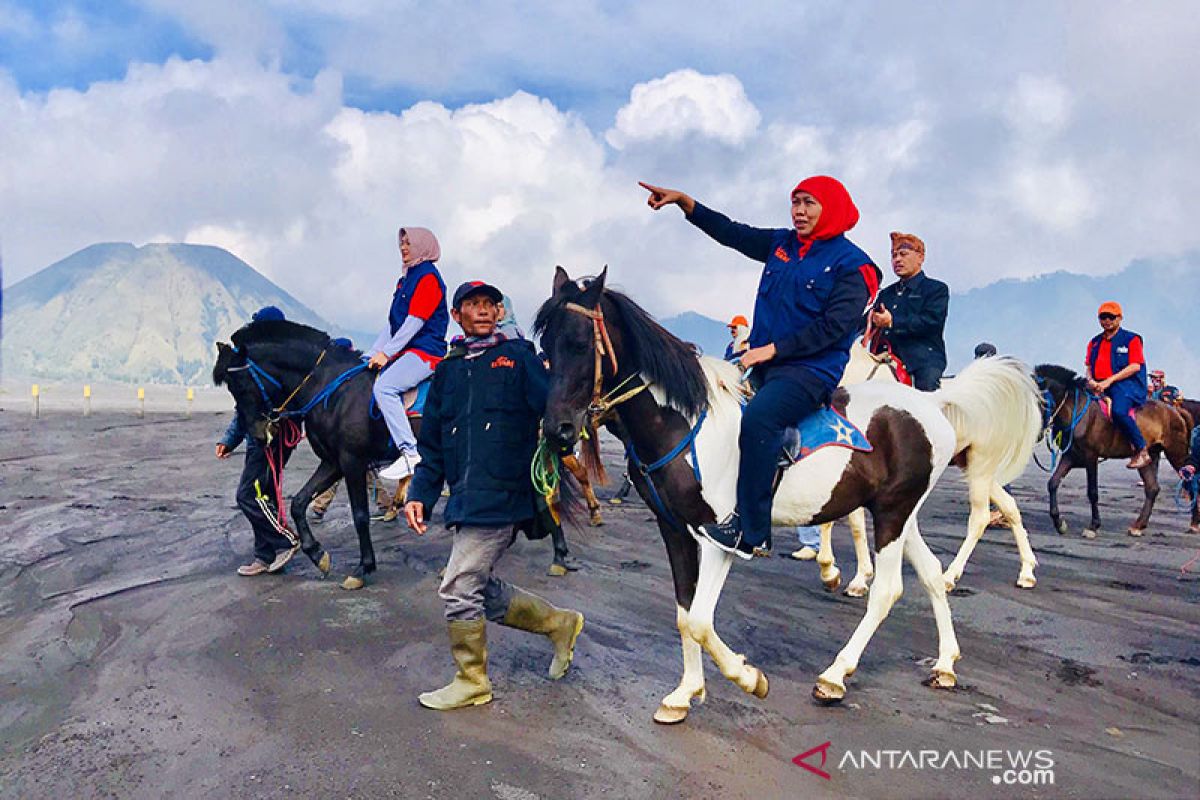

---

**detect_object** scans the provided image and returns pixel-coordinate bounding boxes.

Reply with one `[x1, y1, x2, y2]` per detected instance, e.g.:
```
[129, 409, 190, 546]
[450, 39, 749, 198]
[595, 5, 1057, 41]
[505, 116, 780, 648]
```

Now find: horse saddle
[401, 379, 432, 417]
[777, 407, 872, 470]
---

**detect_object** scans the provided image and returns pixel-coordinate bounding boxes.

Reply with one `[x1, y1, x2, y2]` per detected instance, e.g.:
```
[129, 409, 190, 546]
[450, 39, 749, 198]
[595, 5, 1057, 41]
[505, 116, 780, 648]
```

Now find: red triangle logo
[792, 741, 832, 780]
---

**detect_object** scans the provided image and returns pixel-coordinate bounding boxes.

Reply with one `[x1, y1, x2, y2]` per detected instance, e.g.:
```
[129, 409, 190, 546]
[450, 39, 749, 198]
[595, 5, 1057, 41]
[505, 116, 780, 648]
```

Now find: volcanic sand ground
[1, 411, 1198, 799]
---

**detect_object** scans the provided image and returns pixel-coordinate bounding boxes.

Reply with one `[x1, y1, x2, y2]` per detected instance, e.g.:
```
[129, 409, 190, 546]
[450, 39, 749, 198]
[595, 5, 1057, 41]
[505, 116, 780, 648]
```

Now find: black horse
[213, 318, 582, 585]
[214, 319, 394, 589]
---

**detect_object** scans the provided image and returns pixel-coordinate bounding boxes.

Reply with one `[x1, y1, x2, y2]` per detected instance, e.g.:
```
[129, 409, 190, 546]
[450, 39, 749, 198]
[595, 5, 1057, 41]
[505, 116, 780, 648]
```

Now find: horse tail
[933, 356, 1042, 486]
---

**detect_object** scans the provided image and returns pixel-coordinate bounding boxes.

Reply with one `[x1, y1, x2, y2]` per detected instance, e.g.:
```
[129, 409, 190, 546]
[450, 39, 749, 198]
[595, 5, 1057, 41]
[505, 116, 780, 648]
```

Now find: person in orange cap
[1085, 301, 1151, 469]
[724, 314, 750, 361]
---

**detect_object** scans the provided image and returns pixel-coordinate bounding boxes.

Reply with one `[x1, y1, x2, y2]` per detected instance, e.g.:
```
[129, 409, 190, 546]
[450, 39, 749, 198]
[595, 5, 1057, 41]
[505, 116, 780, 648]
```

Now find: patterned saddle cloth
[778, 407, 872, 468]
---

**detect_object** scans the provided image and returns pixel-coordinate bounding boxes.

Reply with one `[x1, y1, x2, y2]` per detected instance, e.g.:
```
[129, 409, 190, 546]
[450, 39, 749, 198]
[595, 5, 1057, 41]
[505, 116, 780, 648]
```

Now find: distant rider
[1085, 301, 1151, 469]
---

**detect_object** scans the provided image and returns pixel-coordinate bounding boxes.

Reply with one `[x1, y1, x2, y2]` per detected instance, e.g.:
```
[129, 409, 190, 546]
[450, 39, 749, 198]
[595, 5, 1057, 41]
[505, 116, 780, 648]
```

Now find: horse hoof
[1189, 524, 1200, 535]
[1127, 528, 1144, 537]
[341, 575, 365, 591]
[844, 582, 868, 598]
[588, 513, 604, 527]
[821, 569, 841, 593]
[653, 704, 689, 725]
[1016, 576, 1037, 589]
[316, 551, 332, 575]
[381, 508, 400, 523]
[812, 678, 845, 705]
[547, 563, 568, 577]
[752, 670, 769, 699]
[1081, 528, 1098, 540]
[922, 670, 957, 690]
[943, 574, 958, 593]
[1055, 519, 1068, 535]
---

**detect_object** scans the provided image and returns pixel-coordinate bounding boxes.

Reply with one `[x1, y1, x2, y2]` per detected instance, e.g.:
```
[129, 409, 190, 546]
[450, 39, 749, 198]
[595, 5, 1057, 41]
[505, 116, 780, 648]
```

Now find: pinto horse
[537, 267, 978, 722]
[1036, 364, 1197, 537]
[819, 342, 1044, 595]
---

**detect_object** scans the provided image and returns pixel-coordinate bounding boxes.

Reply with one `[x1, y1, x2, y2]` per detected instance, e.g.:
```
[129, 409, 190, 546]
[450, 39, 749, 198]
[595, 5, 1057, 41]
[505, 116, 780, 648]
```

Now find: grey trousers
[439, 525, 518, 622]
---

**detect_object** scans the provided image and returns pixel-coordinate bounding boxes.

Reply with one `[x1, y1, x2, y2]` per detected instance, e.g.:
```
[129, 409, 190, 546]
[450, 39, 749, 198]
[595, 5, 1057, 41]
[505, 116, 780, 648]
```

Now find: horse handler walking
[404, 280, 585, 710]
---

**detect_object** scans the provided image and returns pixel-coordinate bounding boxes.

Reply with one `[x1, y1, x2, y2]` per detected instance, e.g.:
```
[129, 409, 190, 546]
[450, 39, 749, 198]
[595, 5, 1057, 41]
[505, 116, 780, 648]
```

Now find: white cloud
[1004, 74, 1072, 141]
[607, 69, 760, 149]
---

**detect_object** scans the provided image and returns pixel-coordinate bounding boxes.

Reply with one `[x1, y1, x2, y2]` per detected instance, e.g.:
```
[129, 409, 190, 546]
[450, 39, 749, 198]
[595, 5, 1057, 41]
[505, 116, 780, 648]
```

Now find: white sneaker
[380, 451, 420, 481]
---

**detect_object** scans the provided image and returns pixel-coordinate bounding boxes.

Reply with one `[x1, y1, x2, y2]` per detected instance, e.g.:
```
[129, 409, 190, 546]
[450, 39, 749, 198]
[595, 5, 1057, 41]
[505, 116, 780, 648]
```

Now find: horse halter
[563, 301, 645, 426]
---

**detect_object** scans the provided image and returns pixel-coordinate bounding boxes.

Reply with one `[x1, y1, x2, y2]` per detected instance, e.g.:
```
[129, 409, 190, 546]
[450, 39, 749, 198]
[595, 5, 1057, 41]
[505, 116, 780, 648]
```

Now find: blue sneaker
[692, 514, 758, 560]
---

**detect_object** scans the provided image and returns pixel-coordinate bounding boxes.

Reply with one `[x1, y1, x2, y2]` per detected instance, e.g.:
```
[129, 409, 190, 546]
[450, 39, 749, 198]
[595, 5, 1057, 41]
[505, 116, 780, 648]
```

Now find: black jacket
[874, 271, 949, 376]
[407, 338, 549, 530]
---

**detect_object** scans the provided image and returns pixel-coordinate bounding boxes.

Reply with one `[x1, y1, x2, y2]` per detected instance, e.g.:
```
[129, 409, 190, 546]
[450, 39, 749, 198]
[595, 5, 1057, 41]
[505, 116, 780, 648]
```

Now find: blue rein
[1040, 385, 1094, 471]
[237, 351, 369, 420]
[625, 409, 707, 531]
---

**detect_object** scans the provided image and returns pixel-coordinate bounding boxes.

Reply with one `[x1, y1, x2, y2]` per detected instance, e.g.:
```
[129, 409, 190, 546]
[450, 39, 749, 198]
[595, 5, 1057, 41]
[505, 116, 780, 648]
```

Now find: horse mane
[231, 319, 332, 352]
[535, 279, 709, 417]
[1035, 363, 1087, 392]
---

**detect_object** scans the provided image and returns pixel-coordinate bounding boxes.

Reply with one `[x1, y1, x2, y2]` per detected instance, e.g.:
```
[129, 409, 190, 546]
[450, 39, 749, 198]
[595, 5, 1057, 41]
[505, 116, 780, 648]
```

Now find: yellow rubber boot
[502, 590, 584, 680]
[418, 619, 493, 710]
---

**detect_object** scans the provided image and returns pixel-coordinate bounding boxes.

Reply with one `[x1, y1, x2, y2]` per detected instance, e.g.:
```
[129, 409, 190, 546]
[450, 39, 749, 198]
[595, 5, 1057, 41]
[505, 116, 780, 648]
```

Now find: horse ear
[553, 266, 571, 294]
[580, 266, 607, 306]
[216, 341, 230, 354]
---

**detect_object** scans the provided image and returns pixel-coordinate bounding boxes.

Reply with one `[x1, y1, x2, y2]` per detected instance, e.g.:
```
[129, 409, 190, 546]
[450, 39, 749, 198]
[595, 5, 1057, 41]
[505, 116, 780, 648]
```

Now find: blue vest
[1086, 327, 1147, 400]
[750, 232, 873, 386]
[389, 260, 449, 359]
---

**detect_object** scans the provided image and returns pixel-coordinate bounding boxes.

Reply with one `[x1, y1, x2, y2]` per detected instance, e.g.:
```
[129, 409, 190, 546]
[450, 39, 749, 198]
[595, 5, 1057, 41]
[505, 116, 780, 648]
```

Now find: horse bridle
[563, 301, 647, 426]
[226, 345, 331, 436]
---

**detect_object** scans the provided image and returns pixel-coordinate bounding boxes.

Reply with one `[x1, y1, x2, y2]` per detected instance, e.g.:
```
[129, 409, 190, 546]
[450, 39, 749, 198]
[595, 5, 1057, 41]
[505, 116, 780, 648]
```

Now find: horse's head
[213, 319, 336, 443]
[1034, 363, 1087, 428]
[535, 266, 616, 449]
[535, 265, 709, 452]
[213, 339, 274, 443]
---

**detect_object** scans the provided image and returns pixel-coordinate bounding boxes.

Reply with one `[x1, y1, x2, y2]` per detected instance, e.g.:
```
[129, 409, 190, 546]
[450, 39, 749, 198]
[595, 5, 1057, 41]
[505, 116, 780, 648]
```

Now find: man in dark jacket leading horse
[1086, 301, 1152, 469]
[869, 232, 949, 391]
[404, 280, 584, 710]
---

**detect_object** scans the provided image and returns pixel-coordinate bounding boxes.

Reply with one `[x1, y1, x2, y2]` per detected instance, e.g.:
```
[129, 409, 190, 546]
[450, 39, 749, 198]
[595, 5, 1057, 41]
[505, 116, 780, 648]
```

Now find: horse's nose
[554, 421, 577, 445]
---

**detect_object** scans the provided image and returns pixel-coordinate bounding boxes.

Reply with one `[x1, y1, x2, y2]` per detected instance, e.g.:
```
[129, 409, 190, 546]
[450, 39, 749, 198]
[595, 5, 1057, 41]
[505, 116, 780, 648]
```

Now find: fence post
[186, 387, 194, 418]
[31, 384, 40, 419]
[137, 387, 145, 418]
[84, 384, 92, 417]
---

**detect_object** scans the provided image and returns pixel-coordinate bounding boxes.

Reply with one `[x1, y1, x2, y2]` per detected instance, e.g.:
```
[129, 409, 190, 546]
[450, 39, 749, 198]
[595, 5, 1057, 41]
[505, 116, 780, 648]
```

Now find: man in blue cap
[215, 306, 299, 576]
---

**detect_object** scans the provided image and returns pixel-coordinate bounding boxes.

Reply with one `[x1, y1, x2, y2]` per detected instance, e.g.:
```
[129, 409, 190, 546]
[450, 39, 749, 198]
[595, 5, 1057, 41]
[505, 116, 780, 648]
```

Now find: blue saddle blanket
[403, 380, 432, 417]
[789, 407, 872, 461]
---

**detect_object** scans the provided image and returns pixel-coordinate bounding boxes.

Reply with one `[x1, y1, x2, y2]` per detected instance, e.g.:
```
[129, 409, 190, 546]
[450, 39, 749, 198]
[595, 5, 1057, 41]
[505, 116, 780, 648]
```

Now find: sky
[2, 0, 1197, 333]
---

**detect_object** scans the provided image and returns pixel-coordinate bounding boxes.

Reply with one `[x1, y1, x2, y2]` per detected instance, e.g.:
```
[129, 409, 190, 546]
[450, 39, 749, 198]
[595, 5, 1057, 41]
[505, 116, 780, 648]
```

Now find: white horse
[816, 339, 1044, 596]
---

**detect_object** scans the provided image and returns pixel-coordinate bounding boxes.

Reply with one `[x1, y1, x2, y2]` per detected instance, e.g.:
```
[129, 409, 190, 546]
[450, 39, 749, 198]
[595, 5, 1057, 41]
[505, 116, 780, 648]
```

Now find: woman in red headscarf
[639, 177, 881, 558]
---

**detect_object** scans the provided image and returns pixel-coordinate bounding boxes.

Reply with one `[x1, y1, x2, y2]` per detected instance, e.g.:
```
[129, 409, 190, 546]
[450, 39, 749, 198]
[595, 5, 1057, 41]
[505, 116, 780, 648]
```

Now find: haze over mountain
[661, 256, 1197, 392]
[1, 243, 350, 385]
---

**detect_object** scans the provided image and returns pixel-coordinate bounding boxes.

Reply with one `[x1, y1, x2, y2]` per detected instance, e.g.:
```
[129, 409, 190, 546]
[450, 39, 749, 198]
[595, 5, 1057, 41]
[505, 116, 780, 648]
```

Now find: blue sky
[2, 0, 1197, 332]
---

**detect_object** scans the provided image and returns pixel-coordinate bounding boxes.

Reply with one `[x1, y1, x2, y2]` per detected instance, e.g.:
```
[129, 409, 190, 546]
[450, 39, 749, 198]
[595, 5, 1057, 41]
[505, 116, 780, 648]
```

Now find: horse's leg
[943, 475, 991, 592]
[289, 460, 342, 575]
[547, 523, 582, 576]
[904, 519, 962, 689]
[1083, 460, 1101, 538]
[814, 525, 905, 704]
[991, 482, 1038, 588]
[845, 508, 874, 598]
[654, 524, 706, 725]
[1047, 456, 1074, 535]
[1129, 452, 1161, 536]
[682, 540, 769, 698]
[815, 522, 841, 592]
[340, 465, 376, 590]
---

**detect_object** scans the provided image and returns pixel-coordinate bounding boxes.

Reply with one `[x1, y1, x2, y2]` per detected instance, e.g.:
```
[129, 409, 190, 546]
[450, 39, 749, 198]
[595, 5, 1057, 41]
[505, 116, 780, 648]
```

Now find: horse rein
[563, 301, 647, 426]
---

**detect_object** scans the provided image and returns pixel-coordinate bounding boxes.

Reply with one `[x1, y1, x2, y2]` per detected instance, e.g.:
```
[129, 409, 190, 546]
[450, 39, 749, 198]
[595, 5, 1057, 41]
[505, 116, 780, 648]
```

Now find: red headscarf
[791, 176, 860, 251]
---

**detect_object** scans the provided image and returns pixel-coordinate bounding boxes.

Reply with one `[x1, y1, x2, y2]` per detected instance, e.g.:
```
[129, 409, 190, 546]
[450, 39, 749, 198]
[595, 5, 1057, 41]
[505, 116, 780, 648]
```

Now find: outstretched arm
[639, 181, 775, 263]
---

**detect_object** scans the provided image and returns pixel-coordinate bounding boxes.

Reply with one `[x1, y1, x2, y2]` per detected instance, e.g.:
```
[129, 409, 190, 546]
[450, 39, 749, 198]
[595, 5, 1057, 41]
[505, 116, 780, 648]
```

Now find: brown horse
[1036, 365, 1197, 537]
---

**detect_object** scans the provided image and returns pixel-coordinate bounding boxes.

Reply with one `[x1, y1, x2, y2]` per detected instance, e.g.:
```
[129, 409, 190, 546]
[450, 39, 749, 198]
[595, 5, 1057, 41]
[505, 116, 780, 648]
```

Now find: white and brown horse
[817, 339, 1044, 596]
[537, 268, 975, 722]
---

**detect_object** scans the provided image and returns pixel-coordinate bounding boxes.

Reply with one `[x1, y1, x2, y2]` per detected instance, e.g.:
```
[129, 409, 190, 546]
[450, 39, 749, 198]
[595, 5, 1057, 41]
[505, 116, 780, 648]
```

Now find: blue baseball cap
[451, 281, 503, 309]
[252, 305, 285, 322]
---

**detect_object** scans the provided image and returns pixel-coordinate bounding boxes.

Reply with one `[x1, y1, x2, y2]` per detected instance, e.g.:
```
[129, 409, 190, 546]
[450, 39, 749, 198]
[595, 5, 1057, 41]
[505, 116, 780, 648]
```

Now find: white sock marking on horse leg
[818, 535, 905, 690]
[992, 482, 1038, 587]
[847, 507, 873, 595]
[944, 475, 991, 590]
[661, 604, 706, 710]
[686, 542, 760, 692]
[904, 519, 961, 677]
